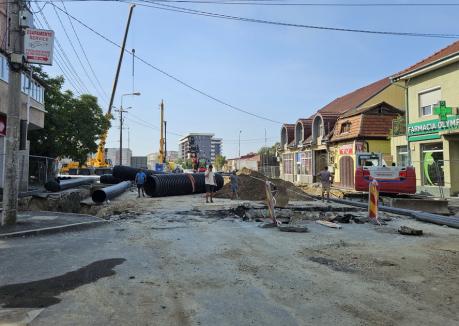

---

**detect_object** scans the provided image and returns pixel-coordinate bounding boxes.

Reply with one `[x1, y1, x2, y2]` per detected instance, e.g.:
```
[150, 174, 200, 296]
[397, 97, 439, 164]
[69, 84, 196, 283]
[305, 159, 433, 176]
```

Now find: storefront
[407, 108, 459, 196]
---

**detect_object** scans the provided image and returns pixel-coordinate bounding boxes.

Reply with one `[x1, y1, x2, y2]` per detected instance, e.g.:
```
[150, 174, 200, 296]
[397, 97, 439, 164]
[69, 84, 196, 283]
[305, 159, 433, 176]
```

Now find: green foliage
[258, 142, 280, 156]
[174, 158, 192, 169]
[29, 69, 110, 164]
[214, 154, 227, 171]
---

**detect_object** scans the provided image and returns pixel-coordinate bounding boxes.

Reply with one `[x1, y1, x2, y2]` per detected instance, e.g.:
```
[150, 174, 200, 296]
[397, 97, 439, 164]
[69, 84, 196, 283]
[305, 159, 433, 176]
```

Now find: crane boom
[91, 4, 136, 168]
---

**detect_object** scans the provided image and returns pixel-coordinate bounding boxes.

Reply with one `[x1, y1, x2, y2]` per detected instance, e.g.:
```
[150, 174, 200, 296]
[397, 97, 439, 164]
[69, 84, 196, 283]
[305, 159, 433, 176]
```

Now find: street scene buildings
[0, 2, 458, 326]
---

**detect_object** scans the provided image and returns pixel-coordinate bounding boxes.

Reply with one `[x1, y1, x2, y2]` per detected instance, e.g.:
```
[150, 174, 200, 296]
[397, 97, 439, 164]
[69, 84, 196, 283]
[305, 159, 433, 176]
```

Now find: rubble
[398, 225, 423, 236]
[278, 225, 309, 233]
[214, 168, 310, 206]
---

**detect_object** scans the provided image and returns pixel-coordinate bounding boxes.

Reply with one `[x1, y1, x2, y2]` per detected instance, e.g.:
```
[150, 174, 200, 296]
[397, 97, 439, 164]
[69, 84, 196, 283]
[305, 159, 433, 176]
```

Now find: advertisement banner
[339, 143, 353, 155]
[24, 28, 54, 65]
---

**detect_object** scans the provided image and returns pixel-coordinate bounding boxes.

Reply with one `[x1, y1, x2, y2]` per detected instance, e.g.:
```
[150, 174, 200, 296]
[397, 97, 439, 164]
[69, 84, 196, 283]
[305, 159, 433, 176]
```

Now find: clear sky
[37, 0, 458, 158]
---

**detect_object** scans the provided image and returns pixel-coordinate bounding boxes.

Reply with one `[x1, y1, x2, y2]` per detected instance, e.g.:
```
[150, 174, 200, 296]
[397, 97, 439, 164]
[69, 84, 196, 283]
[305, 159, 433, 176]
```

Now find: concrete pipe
[92, 181, 131, 203]
[45, 177, 96, 192]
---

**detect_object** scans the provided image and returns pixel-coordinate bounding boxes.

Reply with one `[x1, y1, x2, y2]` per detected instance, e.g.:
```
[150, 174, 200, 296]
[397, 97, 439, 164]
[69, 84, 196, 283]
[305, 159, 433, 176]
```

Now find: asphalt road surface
[0, 195, 458, 325]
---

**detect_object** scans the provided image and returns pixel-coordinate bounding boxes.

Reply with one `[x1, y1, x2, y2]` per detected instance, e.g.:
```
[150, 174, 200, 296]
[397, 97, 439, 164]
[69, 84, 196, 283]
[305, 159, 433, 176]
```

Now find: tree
[29, 70, 110, 164]
[214, 154, 227, 171]
[258, 142, 280, 156]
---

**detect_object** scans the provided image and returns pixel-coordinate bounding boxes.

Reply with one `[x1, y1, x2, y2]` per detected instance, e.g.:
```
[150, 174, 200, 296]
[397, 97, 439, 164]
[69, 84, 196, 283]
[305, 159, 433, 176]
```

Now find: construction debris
[214, 168, 310, 206]
[398, 225, 423, 236]
[278, 225, 309, 233]
[316, 220, 342, 229]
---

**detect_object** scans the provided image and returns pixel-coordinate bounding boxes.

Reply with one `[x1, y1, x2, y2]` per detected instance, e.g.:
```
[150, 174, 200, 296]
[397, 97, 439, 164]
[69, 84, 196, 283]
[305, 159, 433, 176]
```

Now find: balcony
[392, 116, 406, 137]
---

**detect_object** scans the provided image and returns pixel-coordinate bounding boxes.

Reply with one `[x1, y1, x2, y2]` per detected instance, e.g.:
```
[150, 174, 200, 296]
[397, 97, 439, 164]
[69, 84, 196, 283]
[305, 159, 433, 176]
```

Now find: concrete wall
[390, 135, 408, 166]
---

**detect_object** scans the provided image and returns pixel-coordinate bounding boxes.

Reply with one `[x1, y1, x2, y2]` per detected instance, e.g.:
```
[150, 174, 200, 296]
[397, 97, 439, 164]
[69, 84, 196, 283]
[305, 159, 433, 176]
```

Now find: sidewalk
[0, 211, 107, 238]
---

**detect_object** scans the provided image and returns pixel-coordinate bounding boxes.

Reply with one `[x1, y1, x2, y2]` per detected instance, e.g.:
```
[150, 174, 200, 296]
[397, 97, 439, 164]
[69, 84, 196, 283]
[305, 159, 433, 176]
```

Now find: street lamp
[119, 92, 141, 165]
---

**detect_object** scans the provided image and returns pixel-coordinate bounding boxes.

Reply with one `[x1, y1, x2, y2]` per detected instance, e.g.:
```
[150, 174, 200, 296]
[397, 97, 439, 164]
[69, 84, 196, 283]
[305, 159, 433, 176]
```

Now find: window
[421, 143, 444, 186]
[396, 146, 408, 167]
[0, 54, 8, 82]
[283, 153, 293, 174]
[419, 88, 441, 117]
[299, 151, 312, 175]
[340, 122, 351, 134]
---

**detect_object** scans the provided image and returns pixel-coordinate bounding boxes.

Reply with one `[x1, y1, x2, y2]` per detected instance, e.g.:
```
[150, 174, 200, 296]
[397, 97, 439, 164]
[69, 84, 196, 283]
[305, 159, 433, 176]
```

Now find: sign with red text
[24, 28, 54, 65]
[339, 143, 353, 155]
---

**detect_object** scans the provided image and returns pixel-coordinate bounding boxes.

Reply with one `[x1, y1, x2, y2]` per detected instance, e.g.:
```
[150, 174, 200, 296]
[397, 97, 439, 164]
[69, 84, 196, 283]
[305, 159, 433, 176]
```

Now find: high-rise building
[179, 133, 222, 163]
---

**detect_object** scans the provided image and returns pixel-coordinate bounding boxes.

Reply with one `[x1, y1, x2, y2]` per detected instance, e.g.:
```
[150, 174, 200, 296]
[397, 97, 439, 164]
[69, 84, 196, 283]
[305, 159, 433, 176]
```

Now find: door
[340, 156, 354, 189]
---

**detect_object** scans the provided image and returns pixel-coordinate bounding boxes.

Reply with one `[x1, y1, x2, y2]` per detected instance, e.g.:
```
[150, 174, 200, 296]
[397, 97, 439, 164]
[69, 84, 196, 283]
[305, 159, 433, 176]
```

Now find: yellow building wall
[362, 84, 406, 110]
[404, 61, 459, 195]
[332, 139, 391, 184]
[407, 61, 459, 124]
[390, 135, 408, 165]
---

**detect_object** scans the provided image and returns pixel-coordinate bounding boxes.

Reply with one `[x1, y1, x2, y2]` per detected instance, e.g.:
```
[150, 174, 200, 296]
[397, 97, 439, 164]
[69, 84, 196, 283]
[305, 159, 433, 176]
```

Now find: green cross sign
[434, 100, 452, 121]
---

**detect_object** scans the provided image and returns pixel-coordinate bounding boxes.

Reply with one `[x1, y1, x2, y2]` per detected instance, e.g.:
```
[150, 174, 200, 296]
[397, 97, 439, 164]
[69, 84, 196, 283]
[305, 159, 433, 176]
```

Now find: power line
[33, 11, 84, 95]
[51, 3, 284, 124]
[25, 0, 459, 7]
[51, 2, 108, 101]
[132, 0, 459, 39]
[58, 0, 110, 101]
[35, 5, 91, 93]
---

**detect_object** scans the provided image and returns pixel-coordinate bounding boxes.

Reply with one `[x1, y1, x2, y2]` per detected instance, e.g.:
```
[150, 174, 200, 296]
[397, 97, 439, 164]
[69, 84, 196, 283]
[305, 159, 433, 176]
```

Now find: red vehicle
[354, 153, 416, 194]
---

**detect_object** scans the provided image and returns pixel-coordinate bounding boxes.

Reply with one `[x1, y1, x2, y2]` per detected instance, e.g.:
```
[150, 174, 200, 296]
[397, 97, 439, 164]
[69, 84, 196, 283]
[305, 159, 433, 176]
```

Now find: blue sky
[38, 1, 458, 158]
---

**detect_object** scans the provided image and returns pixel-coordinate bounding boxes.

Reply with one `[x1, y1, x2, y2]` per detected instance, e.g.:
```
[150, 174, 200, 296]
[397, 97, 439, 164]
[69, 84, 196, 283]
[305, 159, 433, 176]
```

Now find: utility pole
[238, 130, 242, 170]
[3, 0, 24, 225]
[164, 120, 167, 163]
[119, 108, 124, 165]
[159, 100, 165, 163]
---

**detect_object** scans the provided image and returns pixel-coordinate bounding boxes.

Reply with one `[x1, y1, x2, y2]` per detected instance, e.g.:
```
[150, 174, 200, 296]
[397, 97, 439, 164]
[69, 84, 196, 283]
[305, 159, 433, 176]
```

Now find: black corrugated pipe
[112, 165, 163, 181]
[100, 174, 122, 185]
[92, 181, 131, 203]
[144, 173, 224, 197]
[45, 178, 96, 192]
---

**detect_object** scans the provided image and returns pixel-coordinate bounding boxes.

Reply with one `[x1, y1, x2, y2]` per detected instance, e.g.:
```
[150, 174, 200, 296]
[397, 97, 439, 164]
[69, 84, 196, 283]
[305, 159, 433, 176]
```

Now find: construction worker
[135, 170, 147, 198]
[317, 166, 332, 202]
[205, 164, 216, 203]
[230, 170, 239, 200]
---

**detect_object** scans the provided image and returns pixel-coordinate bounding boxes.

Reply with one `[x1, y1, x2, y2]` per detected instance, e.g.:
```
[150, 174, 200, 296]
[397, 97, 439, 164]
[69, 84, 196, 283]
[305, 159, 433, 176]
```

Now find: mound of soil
[214, 168, 311, 206]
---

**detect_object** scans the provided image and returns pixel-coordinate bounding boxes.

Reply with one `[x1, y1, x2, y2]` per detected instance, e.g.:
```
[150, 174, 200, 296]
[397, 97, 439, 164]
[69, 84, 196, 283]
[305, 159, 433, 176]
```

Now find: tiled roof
[393, 41, 459, 79]
[340, 101, 403, 119]
[318, 77, 391, 114]
[282, 124, 295, 144]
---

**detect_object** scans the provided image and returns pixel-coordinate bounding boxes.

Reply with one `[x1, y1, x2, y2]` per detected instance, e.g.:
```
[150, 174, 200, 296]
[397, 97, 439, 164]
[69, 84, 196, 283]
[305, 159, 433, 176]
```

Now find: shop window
[300, 151, 312, 175]
[340, 122, 351, 134]
[419, 88, 441, 117]
[396, 146, 408, 167]
[421, 143, 444, 186]
[283, 153, 293, 174]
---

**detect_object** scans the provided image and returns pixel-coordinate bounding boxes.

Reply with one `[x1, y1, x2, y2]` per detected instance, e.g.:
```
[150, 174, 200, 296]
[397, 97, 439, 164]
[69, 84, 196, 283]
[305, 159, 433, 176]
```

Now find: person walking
[205, 164, 216, 203]
[230, 170, 239, 200]
[318, 166, 332, 202]
[135, 170, 147, 198]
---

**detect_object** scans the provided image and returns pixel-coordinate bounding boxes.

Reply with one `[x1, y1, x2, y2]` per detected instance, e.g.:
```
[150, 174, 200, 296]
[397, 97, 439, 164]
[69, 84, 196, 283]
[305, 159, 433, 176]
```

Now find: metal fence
[29, 155, 58, 187]
[259, 165, 280, 179]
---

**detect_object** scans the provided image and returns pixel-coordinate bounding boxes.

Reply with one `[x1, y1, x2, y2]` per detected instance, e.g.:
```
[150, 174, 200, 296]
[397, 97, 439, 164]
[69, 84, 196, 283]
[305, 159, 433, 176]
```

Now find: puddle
[0, 258, 126, 308]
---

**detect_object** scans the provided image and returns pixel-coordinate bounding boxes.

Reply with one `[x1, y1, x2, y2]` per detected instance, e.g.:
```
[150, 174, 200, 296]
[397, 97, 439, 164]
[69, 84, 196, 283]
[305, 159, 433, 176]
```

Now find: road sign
[24, 28, 54, 65]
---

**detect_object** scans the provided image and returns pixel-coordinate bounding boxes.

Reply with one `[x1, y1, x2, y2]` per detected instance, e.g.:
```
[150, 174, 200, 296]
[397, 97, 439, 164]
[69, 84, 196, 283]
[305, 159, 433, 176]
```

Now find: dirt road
[0, 193, 458, 325]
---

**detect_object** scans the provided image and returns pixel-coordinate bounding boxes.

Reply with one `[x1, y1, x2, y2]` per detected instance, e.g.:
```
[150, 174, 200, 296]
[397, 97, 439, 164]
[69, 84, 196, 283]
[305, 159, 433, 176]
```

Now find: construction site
[1, 1, 459, 325]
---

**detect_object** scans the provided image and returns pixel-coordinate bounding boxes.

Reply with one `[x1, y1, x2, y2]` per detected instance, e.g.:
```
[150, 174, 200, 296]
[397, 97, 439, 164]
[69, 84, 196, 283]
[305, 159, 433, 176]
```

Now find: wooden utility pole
[2, 0, 24, 225]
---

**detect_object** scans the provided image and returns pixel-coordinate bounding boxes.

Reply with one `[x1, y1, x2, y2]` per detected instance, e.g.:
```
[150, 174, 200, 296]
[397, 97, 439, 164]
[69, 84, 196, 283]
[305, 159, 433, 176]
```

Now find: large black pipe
[45, 177, 96, 192]
[112, 165, 163, 181]
[144, 173, 224, 197]
[100, 174, 122, 185]
[92, 181, 131, 203]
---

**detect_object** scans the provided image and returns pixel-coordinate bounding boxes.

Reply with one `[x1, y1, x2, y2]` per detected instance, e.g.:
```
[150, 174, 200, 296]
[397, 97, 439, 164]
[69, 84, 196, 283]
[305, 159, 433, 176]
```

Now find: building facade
[131, 156, 148, 169]
[0, 4, 46, 190]
[392, 41, 459, 197]
[279, 77, 405, 186]
[179, 133, 222, 163]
